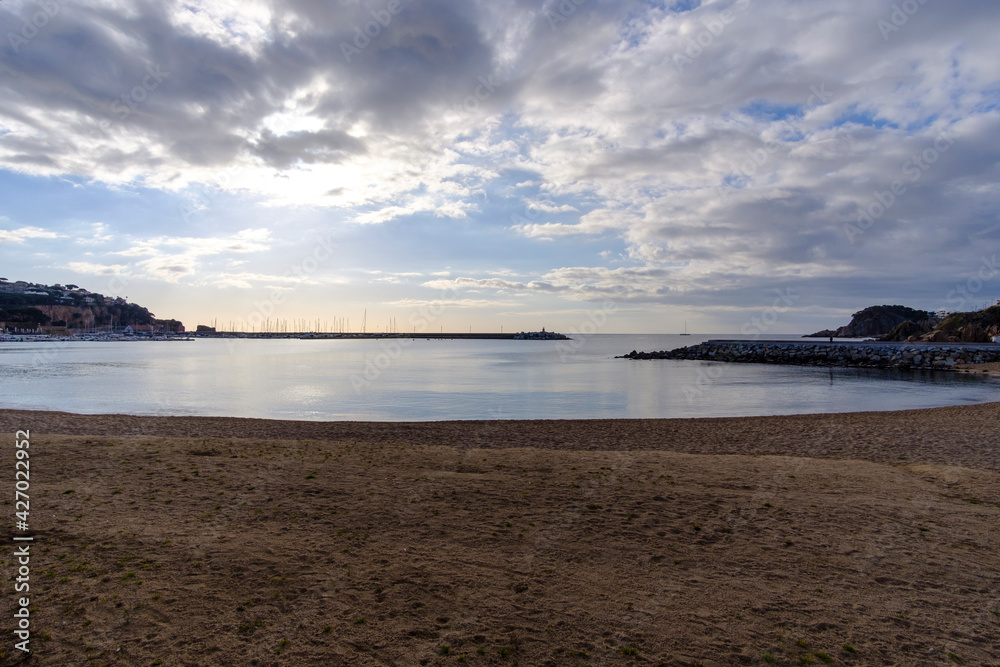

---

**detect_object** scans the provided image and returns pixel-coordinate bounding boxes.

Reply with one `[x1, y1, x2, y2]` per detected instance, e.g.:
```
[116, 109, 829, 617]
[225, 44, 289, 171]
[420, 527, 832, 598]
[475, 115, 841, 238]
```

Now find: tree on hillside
[0, 307, 51, 325]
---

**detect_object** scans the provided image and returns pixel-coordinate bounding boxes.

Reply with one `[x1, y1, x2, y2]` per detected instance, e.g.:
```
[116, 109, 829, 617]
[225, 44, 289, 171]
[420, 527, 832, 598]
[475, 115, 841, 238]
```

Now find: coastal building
[0, 281, 27, 294]
[124, 325, 159, 335]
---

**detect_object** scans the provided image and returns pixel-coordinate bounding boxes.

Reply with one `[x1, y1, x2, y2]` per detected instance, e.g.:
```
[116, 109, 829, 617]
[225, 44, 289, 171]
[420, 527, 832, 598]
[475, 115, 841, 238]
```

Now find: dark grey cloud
[252, 128, 366, 168]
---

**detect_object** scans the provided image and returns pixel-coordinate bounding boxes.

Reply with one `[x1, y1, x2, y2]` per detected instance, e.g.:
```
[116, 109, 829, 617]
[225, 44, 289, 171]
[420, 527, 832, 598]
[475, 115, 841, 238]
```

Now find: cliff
[0, 280, 183, 331]
[31, 304, 119, 330]
[807, 305, 932, 338]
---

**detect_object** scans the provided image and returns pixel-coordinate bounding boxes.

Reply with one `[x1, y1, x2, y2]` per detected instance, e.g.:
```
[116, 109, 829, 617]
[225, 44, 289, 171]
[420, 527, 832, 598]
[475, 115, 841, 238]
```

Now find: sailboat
[679, 321, 691, 336]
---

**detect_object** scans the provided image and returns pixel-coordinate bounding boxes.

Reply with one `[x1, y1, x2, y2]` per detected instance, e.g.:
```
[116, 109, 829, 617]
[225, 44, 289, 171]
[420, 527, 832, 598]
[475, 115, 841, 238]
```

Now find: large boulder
[920, 330, 956, 343]
[960, 324, 990, 343]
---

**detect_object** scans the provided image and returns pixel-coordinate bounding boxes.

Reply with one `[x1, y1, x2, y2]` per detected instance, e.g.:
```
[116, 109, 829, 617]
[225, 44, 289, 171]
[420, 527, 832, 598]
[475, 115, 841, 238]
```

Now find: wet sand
[956, 361, 1000, 377]
[1, 405, 999, 666]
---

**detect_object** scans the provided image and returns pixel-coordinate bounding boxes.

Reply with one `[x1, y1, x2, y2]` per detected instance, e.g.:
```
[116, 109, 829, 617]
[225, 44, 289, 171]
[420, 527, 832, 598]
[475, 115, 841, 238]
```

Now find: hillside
[882, 304, 1000, 343]
[807, 305, 932, 338]
[0, 279, 183, 332]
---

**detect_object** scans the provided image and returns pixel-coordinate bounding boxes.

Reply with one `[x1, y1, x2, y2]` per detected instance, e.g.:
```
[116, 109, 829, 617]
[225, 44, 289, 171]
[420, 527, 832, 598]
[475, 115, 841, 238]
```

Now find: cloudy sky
[1, 0, 998, 333]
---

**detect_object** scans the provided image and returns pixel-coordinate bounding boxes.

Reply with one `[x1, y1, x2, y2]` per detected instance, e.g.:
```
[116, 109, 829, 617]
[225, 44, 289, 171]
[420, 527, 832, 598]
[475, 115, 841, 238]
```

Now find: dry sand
[1, 405, 999, 666]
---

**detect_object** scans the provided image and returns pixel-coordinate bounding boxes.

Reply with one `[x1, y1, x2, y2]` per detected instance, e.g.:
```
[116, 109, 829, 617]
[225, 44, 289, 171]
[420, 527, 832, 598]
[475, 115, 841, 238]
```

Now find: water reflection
[0, 336, 996, 421]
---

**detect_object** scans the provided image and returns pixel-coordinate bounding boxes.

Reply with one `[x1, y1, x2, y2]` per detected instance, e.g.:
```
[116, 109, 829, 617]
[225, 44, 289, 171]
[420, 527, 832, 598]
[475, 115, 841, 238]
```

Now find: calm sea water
[0, 334, 997, 421]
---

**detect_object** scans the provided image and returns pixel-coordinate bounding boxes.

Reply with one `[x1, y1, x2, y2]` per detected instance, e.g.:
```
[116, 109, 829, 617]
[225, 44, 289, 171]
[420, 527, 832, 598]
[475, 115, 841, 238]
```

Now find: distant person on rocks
[829, 335, 834, 343]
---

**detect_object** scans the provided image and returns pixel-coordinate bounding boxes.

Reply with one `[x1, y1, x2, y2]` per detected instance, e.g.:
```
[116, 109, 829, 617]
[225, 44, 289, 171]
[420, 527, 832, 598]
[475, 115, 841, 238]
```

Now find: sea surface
[0, 334, 997, 421]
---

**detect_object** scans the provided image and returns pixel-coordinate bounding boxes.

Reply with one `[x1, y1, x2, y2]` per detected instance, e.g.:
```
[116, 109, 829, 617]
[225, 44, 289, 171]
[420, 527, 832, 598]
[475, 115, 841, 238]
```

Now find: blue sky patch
[740, 101, 805, 122]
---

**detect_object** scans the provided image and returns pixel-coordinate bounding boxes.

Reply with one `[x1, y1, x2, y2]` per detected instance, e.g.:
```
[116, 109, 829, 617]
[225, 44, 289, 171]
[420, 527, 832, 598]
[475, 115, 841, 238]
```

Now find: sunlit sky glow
[1, 0, 998, 333]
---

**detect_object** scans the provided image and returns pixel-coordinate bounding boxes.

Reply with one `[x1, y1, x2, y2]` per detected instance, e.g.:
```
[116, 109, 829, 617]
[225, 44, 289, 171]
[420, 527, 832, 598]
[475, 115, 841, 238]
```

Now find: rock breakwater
[619, 340, 1000, 370]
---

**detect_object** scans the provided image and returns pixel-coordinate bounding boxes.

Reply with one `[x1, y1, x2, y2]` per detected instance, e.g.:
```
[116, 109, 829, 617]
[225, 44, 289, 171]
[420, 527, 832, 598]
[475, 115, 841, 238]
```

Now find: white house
[124, 325, 157, 336]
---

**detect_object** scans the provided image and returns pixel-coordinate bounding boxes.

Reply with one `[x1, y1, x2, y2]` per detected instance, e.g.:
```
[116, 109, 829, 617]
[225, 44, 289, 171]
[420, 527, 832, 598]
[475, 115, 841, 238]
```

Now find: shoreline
[4, 401, 1000, 469]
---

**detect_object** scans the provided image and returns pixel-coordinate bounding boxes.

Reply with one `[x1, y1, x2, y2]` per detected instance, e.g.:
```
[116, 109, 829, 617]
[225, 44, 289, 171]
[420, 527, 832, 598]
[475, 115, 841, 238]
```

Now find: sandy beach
[2, 405, 999, 666]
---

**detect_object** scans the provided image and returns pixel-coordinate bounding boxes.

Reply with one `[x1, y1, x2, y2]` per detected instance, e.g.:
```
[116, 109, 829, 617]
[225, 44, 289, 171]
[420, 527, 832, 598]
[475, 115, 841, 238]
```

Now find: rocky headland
[808, 303, 1000, 343]
[807, 304, 932, 338]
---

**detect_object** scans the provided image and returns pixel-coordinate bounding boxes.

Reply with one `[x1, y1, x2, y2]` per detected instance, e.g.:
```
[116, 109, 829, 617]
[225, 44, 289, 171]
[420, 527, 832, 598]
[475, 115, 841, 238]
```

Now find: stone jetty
[619, 340, 1000, 370]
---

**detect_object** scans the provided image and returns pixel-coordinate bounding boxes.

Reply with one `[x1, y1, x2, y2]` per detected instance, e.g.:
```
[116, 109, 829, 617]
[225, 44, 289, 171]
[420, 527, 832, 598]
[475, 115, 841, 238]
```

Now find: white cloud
[629, 242, 669, 263]
[94, 229, 275, 283]
[0, 226, 62, 244]
[65, 261, 130, 276]
[74, 223, 115, 246]
[115, 228, 272, 258]
[513, 208, 637, 239]
[384, 298, 516, 308]
[522, 200, 578, 214]
[204, 271, 339, 289]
